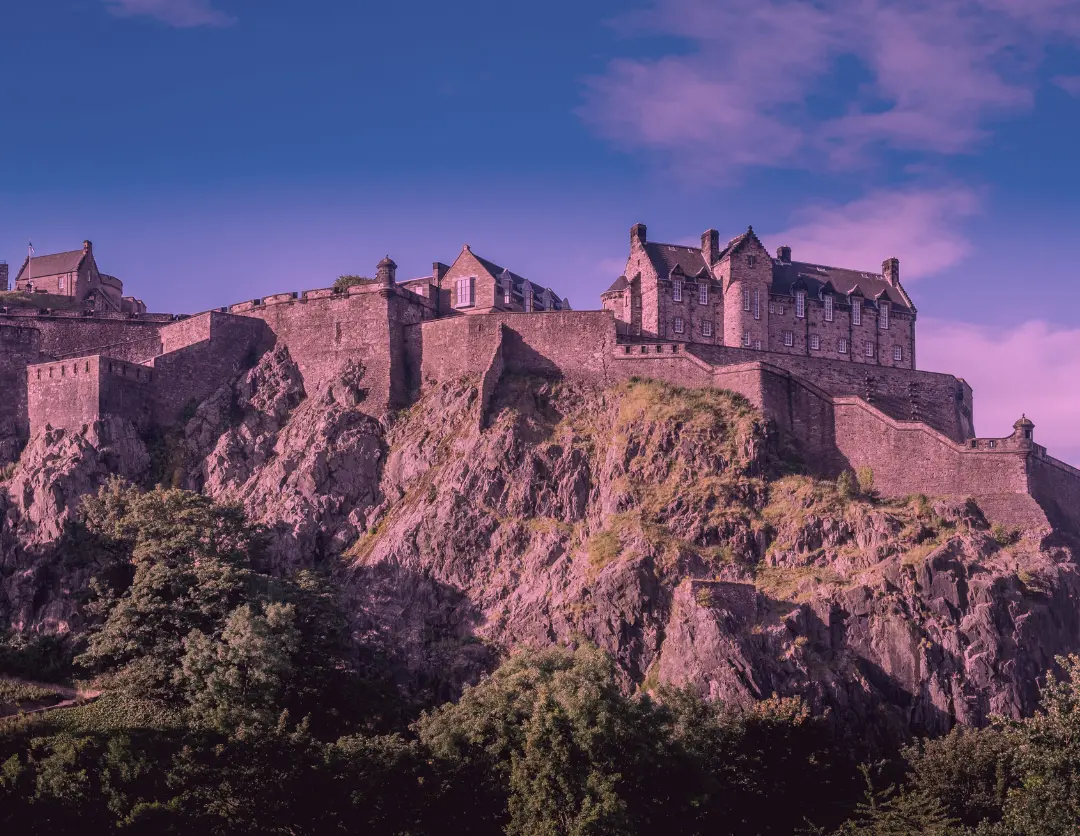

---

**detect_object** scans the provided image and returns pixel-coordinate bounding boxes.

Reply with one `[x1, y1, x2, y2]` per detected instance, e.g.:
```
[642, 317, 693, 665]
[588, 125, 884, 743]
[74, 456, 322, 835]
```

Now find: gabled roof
[15, 249, 87, 282]
[467, 250, 566, 308]
[771, 260, 912, 311]
[643, 242, 710, 279]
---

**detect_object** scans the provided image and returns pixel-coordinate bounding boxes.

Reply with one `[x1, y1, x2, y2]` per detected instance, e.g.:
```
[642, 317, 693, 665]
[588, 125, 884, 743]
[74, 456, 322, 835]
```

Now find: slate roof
[14, 249, 87, 282]
[472, 252, 566, 308]
[772, 261, 912, 311]
[604, 275, 629, 294]
[641, 231, 913, 312]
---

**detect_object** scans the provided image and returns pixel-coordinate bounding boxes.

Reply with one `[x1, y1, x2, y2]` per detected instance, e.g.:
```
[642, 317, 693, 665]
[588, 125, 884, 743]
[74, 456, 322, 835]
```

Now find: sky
[2, 0, 1080, 460]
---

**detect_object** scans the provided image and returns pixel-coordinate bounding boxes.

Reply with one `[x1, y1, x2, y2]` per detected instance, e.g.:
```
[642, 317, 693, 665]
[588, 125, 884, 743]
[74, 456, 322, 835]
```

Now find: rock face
[3, 351, 1080, 735]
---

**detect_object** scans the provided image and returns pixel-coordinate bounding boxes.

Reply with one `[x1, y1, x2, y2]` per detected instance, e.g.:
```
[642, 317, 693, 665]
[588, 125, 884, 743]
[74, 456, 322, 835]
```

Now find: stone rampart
[27, 356, 155, 434]
[0, 326, 45, 460]
[0, 310, 172, 362]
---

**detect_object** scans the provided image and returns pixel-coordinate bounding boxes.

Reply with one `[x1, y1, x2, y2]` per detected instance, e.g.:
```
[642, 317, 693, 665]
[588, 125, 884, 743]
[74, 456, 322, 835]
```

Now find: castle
[1, 227, 1078, 535]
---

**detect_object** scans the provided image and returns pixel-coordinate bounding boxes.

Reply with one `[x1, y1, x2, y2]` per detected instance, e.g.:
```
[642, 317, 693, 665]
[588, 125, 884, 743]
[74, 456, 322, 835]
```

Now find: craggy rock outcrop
[4, 357, 1080, 736]
[0, 417, 149, 631]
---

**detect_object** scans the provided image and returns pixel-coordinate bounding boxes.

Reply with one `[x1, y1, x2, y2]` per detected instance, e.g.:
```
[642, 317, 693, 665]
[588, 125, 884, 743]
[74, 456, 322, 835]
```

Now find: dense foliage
[2, 483, 1080, 834]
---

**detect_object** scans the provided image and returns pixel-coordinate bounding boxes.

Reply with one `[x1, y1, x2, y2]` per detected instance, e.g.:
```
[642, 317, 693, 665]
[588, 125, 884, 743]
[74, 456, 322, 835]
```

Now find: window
[839, 337, 848, 354]
[865, 341, 875, 357]
[754, 339, 762, 350]
[852, 299, 862, 326]
[743, 330, 751, 347]
[743, 288, 750, 311]
[893, 345, 903, 362]
[795, 291, 806, 318]
[503, 281, 512, 305]
[700, 284, 709, 305]
[753, 288, 761, 320]
[58, 275, 65, 290]
[523, 292, 533, 313]
[455, 277, 475, 308]
[769, 302, 775, 315]
[672, 280, 683, 302]
[810, 334, 820, 350]
[747, 255, 756, 267]
[880, 302, 890, 330]
[674, 316, 684, 334]
[824, 295, 833, 322]
[783, 330, 793, 347]
[702, 321, 713, 337]
[778, 304, 785, 316]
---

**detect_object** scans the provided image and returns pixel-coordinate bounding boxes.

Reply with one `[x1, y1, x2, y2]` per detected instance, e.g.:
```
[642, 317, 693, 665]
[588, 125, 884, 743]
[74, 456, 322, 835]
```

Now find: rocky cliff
[3, 347, 1079, 736]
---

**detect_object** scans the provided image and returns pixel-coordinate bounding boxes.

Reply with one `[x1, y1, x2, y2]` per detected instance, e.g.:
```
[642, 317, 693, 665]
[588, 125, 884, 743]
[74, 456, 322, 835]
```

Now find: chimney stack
[702, 229, 720, 264]
[630, 223, 647, 248]
[882, 257, 899, 286]
[83, 240, 92, 254]
[433, 261, 449, 287]
[777, 245, 792, 263]
[376, 255, 397, 288]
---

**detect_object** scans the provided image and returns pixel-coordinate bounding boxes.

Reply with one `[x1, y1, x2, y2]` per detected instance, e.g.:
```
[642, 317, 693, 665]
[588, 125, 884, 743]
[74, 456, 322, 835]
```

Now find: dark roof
[471, 252, 565, 306]
[643, 243, 710, 278]
[15, 249, 86, 282]
[771, 260, 912, 311]
[604, 275, 629, 294]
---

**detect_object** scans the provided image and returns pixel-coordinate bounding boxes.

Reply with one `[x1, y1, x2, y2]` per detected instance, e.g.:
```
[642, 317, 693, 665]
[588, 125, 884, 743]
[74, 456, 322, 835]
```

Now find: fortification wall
[0, 311, 171, 361]
[27, 358, 104, 433]
[1, 326, 45, 460]
[1028, 454, 1080, 534]
[230, 286, 397, 409]
[98, 357, 155, 430]
[150, 312, 268, 424]
[688, 344, 972, 442]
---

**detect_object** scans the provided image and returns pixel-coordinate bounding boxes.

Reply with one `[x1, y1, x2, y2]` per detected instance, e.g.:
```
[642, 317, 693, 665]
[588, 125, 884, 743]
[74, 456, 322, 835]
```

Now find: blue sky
[3, 0, 1080, 460]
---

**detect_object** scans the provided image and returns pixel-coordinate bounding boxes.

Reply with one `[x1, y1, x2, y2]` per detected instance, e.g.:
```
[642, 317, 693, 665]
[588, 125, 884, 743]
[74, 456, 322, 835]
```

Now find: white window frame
[865, 341, 874, 357]
[742, 330, 751, 347]
[838, 337, 848, 354]
[795, 291, 806, 319]
[58, 275, 65, 290]
[768, 302, 775, 315]
[753, 288, 761, 320]
[455, 276, 475, 308]
[783, 330, 793, 347]
[810, 334, 820, 350]
[524, 291, 533, 313]
[672, 279, 683, 302]
[852, 299, 862, 326]
[700, 283, 709, 306]
[824, 295, 833, 322]
[754, 339, 762, 350]
[893, 345, 903, 361]
[743, 288, 750, 311]
[778, 304, 785, 316]
[880, 301, 890, 330]
[673, 316, 684, 334]
[702, 320, 713, 337]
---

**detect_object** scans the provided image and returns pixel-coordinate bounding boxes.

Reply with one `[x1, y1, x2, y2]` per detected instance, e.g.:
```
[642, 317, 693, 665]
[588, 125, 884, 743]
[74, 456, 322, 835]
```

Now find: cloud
[919, 317, 1080, 465]
[1053, 75, 1080, 96]
[104, 0, 235, 27]
[582, 0, 1080, 178]
[768, 187, 980, 280]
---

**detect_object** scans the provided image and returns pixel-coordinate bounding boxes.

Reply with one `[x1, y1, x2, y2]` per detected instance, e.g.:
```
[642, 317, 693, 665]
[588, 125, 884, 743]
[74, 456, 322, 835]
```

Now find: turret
[376, 255, 397, 288]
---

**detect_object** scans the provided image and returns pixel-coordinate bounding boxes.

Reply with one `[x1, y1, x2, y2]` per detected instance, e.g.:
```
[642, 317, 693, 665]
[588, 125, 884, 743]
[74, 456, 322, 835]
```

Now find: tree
[333, 275, 373, 293]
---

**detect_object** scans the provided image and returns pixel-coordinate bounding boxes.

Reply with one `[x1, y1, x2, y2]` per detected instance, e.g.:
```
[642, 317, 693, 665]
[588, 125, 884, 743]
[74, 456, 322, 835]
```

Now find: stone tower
[719, 227, 772, 349]
[0, 262, 8, 292]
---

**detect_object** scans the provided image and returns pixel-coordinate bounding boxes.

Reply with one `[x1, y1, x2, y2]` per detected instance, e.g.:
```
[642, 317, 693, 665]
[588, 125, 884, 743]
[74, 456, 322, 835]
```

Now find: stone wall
[0, 310, 172, 361]
[27, 358, 103, 433]
[1028, 453, 1080, 534]
[0, 326, 45, 459]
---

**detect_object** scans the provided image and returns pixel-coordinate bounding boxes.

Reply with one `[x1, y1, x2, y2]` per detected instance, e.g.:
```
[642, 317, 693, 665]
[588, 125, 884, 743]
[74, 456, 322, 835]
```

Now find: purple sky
[3, 0, 1080, 462]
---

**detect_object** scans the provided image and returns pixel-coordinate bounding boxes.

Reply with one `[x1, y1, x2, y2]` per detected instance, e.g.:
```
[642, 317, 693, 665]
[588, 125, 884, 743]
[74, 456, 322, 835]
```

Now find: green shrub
[855, 466, 875, 496]
[836, 471, 855, 500]
[333, 275, 373, 293]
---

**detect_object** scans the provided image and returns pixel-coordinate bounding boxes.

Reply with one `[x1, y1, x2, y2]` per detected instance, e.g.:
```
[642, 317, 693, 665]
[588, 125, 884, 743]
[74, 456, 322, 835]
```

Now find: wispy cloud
[919, 317, 1080, 465]
[582, 0, 1080, 178]
[104, 0, 236, 28]
[769, 187, 980, 280]
[1053, 75, 1080, 96]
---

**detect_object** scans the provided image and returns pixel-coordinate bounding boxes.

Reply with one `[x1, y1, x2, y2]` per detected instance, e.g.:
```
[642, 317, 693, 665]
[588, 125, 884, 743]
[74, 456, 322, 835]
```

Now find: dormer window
[672, 279, 683, 302]
[455, 276, 475, 308]
[795, 291, 806, 319]
[524, 291, 533, 312]
[699, 284, 709, 306]
[852, 299, 862, 326]
[880, 301, 890, 330]
[824, 295, 833, 322]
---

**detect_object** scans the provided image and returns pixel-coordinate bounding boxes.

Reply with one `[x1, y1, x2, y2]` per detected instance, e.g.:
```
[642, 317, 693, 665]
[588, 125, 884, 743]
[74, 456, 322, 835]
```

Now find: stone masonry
[0, 226, 1076, 535]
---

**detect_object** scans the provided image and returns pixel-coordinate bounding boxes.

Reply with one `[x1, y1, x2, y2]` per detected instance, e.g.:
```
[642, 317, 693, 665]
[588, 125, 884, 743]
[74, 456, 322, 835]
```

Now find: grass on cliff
[0, 290, 85, 311]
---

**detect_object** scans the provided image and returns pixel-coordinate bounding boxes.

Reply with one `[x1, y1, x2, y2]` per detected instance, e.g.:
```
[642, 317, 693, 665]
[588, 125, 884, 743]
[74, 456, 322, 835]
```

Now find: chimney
[882, 257, 899, 286]
[630, 223, 647, 248]
[376, 255, 397, 288]
[702, 229, 720, 264]
[777, 245, 792, 263]
[83, 240, 92, 254]
[433, 261, 449, 287]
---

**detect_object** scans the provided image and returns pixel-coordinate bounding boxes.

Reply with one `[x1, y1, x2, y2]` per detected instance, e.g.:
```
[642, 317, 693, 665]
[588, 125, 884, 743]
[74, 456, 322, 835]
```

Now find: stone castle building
[1, 225, 1077, 536]
[10, 240, 145, 314]
[603, 225, 913, 367]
